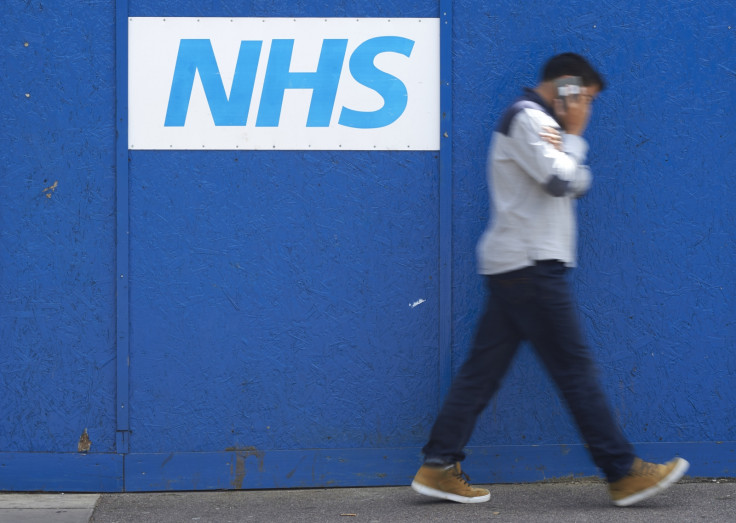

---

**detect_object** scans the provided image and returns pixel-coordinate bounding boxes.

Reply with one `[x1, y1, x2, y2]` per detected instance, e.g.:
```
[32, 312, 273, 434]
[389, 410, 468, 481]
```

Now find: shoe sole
[411, 480, 491, 503]
[612, 457, 690, 507]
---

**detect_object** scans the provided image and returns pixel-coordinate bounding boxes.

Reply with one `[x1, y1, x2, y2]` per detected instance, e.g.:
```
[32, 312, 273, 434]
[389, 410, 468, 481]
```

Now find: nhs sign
[128, 18, 439, 150]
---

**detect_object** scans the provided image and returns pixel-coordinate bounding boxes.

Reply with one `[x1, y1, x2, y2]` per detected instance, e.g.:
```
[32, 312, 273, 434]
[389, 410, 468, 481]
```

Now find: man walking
[411, 53, 688, 507]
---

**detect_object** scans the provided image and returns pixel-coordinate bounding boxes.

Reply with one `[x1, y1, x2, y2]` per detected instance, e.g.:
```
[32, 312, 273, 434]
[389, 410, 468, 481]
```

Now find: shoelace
[453, 468, 472, 486]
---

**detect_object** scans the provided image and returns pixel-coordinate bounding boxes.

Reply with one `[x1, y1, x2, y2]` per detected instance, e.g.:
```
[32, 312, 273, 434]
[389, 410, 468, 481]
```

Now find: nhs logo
[128, 18, 439, 150]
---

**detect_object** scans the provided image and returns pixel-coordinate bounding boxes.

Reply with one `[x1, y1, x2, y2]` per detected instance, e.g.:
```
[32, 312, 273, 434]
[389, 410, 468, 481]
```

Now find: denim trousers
[422, 260, 635, 482]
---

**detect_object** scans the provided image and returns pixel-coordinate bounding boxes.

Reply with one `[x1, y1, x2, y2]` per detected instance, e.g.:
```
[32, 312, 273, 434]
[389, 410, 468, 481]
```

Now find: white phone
[555, 76, 582, 109]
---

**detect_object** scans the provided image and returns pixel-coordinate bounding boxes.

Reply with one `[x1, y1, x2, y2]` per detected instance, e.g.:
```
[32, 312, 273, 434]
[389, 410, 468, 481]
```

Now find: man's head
[535, 53, 604, 135]
[541, 53, 606, 92]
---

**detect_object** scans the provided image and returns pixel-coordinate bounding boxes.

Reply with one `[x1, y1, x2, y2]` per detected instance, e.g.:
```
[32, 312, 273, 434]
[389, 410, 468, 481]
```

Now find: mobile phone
[555, 76, 582, 110]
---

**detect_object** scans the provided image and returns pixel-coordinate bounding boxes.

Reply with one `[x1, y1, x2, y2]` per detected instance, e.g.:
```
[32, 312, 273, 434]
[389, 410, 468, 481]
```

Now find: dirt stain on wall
[226, 446, 265, 489]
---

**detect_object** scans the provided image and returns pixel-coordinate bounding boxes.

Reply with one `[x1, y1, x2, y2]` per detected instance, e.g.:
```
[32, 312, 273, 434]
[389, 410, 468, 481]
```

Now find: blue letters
[256, 39, 348, 127]
[165, 39, 261, 126]
[164, 36, 415, 129]
[339, 36, 414, 129]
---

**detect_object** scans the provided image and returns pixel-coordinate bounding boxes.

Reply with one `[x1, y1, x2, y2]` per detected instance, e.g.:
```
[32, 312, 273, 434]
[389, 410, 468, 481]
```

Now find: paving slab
[0, 494, 99, 523]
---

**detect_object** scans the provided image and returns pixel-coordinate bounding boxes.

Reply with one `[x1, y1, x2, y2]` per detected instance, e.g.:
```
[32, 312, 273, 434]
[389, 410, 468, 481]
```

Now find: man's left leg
[517, 261, 687, 505]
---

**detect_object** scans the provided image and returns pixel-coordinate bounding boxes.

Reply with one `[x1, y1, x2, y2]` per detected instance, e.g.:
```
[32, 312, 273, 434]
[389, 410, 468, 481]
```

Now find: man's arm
[507, 110, 592, 198]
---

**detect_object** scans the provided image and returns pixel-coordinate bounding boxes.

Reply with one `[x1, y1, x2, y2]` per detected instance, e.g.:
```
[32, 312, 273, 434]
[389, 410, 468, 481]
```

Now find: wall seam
[438, 1, 453, 403]
[115, 0, 131, 461]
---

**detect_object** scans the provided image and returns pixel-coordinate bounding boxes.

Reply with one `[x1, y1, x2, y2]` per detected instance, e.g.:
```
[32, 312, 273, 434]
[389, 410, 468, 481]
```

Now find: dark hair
[541, 53, 606, 91]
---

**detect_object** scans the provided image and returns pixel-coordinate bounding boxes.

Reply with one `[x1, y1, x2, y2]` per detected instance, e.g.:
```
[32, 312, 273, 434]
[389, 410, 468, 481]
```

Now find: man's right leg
[412, 274, 524, 503]
[421, 276, 523, 464]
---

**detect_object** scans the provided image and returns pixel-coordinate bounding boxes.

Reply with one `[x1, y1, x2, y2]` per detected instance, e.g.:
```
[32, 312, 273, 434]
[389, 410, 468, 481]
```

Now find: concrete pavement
[2, 480, 734, 522]
[0, 494, 99, 523]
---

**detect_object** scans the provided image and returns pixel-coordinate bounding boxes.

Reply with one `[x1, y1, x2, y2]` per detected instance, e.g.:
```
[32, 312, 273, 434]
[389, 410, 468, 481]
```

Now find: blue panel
[0, 2, 117, 453]
[125, 442, 736, 491]
[128, 151, 440, 452]
[451, 0, 736, 452]
[129, 1, 438, 18]
[2, 443, 731, 493]
[124, 0, 443, 468]
[125, 448, 421, 491]
[0, 453, 123, 492]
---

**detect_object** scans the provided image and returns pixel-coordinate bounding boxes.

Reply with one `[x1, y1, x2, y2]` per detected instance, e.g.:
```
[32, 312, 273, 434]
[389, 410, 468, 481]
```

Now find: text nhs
[165, 37, 415, 129]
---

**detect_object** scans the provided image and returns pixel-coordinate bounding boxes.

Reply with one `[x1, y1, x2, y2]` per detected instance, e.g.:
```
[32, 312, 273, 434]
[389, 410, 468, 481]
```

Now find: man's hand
[540, 126, 563, 151]
[554, 86, 593, 136]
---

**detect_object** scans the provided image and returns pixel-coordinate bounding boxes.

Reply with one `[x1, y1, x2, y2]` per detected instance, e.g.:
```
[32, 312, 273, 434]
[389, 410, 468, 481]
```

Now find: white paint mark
[410, 299, 426, 308]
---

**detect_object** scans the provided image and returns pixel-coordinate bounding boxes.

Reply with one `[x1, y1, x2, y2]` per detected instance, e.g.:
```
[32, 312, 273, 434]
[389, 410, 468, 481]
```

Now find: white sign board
[128, 17, 440, 150]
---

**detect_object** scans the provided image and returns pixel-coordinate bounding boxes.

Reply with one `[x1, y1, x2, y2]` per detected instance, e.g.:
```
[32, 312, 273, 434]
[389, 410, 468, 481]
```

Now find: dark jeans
[423, 260, 635, 482]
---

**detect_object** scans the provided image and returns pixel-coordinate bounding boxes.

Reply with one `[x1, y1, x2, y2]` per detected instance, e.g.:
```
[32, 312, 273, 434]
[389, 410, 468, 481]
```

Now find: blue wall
[1, 0, 734, 491]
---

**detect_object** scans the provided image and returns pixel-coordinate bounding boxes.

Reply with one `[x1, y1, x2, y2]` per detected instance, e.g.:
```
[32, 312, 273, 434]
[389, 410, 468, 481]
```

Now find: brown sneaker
[609, 457, 689, 506]
[411, 462, 490, 503]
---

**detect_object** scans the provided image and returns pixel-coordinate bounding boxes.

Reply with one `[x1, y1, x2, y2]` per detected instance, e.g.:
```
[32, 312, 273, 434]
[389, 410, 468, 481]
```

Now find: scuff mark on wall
[286, 455, 307, 479]
[226, 446, 265, 489]
[77, 428, 91, 453]
[161, 452, 175, 468]
[42, 180, 58, 198]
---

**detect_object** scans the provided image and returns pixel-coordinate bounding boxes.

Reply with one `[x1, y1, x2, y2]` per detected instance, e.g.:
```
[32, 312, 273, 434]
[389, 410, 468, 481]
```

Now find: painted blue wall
[0, 2, 118, 457]
[1, 0, 735, 491]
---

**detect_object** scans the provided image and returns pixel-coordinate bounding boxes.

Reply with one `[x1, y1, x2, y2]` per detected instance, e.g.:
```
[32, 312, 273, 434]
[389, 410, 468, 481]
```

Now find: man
[411, 53, 688, 507]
